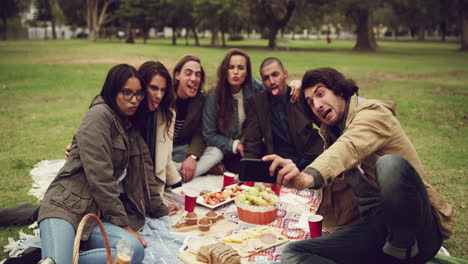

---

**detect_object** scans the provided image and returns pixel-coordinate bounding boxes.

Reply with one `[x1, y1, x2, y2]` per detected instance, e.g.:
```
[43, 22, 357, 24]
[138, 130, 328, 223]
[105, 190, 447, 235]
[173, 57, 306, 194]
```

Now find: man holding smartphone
[265, 68, 454, 264]
[243, 58, 361, 232]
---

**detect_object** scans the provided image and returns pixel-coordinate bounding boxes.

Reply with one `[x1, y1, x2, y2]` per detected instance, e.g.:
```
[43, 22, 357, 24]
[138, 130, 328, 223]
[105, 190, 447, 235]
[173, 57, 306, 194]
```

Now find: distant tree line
[1, 0, 467, 51]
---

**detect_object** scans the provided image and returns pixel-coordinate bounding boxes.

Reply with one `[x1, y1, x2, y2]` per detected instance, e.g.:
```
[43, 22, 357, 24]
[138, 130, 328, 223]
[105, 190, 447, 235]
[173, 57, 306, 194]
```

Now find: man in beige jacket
[265, 67, 454, 264]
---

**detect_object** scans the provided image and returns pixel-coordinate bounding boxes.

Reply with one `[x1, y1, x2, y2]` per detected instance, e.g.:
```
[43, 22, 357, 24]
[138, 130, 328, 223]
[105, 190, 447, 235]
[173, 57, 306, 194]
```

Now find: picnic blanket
[1, 159, 461, 264]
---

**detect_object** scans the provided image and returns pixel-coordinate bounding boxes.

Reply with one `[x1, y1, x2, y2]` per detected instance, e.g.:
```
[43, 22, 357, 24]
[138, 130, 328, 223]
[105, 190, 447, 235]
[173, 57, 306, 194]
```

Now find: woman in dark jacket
[38, 64, 168, 264]
[202, 48, 265, 173]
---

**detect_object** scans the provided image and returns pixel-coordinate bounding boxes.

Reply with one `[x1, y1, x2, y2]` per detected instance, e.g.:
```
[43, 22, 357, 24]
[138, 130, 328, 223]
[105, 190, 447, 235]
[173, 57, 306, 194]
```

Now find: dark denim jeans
[281, 155, 442, 264]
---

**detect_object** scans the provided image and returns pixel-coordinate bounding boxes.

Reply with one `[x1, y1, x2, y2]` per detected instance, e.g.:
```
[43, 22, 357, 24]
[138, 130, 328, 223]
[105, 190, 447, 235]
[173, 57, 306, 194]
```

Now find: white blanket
[2, 159, 227, 263]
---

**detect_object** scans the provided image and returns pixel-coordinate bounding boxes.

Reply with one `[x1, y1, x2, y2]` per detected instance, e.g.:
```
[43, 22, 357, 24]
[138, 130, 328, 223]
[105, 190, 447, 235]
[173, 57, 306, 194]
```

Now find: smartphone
[239, 158, 279, 183]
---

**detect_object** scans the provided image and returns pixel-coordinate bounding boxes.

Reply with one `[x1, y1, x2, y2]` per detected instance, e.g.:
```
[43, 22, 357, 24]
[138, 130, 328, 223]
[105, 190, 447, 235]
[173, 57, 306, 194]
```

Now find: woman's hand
[289, 80, 302, 103]
[122, 225, 147, 248]
[64, 144, 71, 159]
[166, 204, 179, 216]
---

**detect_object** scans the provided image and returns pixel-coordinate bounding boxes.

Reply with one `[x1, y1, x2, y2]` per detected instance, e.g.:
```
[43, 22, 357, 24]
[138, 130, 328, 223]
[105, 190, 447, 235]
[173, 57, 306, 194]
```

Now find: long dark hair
[138, 61, 175, 138]
[97, 63, 144, 119]
[172, 55, 205, 95]
[213, 48, 252, 134]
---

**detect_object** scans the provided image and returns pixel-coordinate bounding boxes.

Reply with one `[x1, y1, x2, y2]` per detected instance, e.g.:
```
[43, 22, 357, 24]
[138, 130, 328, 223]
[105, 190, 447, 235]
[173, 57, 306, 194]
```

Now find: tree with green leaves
[57, 0, 86, 27]
[163, 0, 194, 46]
[117, 0, 164, 44]
[337, 0, 383, 51]
[35, 0, 53, 39]
[0, 0, 19, 40]
[194, 0, 220, 46]
[248, 0, 296, 48]
[285, 1, 340, 40]
[87, 0, 117, 42]
[194, 0, 246, 47]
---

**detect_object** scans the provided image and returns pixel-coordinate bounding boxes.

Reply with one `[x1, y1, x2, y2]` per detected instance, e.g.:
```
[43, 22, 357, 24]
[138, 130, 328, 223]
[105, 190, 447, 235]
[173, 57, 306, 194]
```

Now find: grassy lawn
[0, 38, 466, 260]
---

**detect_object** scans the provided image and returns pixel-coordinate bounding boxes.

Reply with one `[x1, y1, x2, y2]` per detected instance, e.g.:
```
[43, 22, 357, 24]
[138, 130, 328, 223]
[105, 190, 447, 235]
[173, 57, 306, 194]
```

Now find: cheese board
[220, 226, 289, 257]
[171, 215, 238, 237]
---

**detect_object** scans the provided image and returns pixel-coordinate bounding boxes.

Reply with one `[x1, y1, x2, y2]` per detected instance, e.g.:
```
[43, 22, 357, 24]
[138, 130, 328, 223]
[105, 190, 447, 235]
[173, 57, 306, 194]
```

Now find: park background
[1, 0, 467, 261]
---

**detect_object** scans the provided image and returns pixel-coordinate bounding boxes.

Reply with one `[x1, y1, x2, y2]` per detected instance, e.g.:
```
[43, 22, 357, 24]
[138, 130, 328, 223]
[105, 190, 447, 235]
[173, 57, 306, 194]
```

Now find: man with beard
[265, 67, 454, 264]
[243, 58, 361, 233]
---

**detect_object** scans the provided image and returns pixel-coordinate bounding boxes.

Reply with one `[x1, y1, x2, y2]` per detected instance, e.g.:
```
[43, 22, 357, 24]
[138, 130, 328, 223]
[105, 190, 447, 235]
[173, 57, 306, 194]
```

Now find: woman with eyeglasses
[37, 64, 169, 264]
[62, 61, 181, 209]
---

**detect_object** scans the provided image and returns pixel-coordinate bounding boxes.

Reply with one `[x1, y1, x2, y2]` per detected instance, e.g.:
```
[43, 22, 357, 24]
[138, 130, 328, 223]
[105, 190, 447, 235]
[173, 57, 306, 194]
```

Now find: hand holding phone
[239, 158, 280, 183]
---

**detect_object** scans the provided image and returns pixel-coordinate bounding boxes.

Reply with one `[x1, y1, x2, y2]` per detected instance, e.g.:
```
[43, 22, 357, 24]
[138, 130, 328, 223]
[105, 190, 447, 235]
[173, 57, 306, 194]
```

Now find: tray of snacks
[196, 184, 250, 209]
[221, 226, 289, 257]
[171, 211, 237, 237]
[178, 237, 243, 264]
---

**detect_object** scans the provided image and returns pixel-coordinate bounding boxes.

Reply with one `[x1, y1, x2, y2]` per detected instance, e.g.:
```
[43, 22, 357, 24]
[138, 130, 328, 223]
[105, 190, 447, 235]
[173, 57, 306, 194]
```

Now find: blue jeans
[281, 155, 442, 264]
[172, 144, 223, 177]
[40, 218, 144, 264]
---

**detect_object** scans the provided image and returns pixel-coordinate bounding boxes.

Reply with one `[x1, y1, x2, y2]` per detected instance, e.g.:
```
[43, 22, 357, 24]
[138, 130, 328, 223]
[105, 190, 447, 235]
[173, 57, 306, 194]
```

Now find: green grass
[0, 38, 467, 260]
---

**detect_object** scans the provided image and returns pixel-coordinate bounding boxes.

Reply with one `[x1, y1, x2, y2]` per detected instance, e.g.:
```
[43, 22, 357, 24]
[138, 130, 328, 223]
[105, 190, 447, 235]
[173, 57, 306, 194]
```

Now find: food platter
[221, 226, 289, 257]
[196, 184, 250, 209]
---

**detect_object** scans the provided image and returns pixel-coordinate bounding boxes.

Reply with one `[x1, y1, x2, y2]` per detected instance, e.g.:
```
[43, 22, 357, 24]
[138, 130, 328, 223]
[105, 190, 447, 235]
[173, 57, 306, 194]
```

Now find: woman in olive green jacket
[38, 64, 168, 264]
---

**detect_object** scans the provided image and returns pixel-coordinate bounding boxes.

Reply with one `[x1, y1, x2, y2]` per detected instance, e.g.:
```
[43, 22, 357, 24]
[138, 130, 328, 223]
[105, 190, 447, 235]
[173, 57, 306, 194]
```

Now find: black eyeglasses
[120, 88, 145, 101]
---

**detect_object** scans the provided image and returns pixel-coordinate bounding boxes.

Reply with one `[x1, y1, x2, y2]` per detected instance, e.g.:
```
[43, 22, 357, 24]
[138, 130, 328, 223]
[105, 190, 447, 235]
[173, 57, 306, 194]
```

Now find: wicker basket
[72, 213, 112, 264]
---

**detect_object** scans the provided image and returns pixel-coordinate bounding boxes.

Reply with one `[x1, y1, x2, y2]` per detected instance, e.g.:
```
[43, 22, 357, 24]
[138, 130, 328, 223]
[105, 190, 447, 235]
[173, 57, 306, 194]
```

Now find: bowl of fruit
[235, 185, 280, 225]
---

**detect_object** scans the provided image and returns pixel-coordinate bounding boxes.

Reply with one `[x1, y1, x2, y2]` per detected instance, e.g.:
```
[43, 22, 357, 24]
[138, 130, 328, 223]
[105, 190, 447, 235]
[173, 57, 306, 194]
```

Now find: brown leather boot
[207, 163, 225, 175]
[0, 202, 37, 226]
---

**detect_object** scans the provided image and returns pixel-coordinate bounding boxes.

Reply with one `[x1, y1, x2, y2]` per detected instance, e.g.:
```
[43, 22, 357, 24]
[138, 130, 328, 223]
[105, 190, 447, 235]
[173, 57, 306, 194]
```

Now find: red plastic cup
[308, 214, 323, 238]
[223, 172, 236, 188]
[271, 184, 281, 196]
[184, 190, 198, 212]
[244, 181, 254, 187]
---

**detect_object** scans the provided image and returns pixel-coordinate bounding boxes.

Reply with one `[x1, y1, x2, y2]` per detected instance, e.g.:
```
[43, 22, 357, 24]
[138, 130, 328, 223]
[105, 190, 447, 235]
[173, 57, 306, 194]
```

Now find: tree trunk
[52, 19, 57, 39]
[267, 28, 277, 49]
[172, 26, 177, 45]
[44, 23, 48, 40]
[192, 27, 199, 46]
[211, 28, 218, 46]
[353, 8, 376, 51]
[417, 29, 425, 41]
[125, 22, 134, 43]
[221, 30, 226, 47]
[2, 17, 7, 40]
[142, 23, 149, 44]
[259, 0, 295, 49]
[335, 23, 341, 39]
[87, 0, 113, 42]
[461, 0, 468, 51]
[185, 28, 189, 46]
[440, 21, 447, 42]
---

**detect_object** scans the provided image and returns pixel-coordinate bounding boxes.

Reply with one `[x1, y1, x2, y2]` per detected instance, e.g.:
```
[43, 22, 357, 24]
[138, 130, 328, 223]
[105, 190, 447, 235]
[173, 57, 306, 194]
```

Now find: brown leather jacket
[243, 89, 361, 232]
[38, 96, 168, 240]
